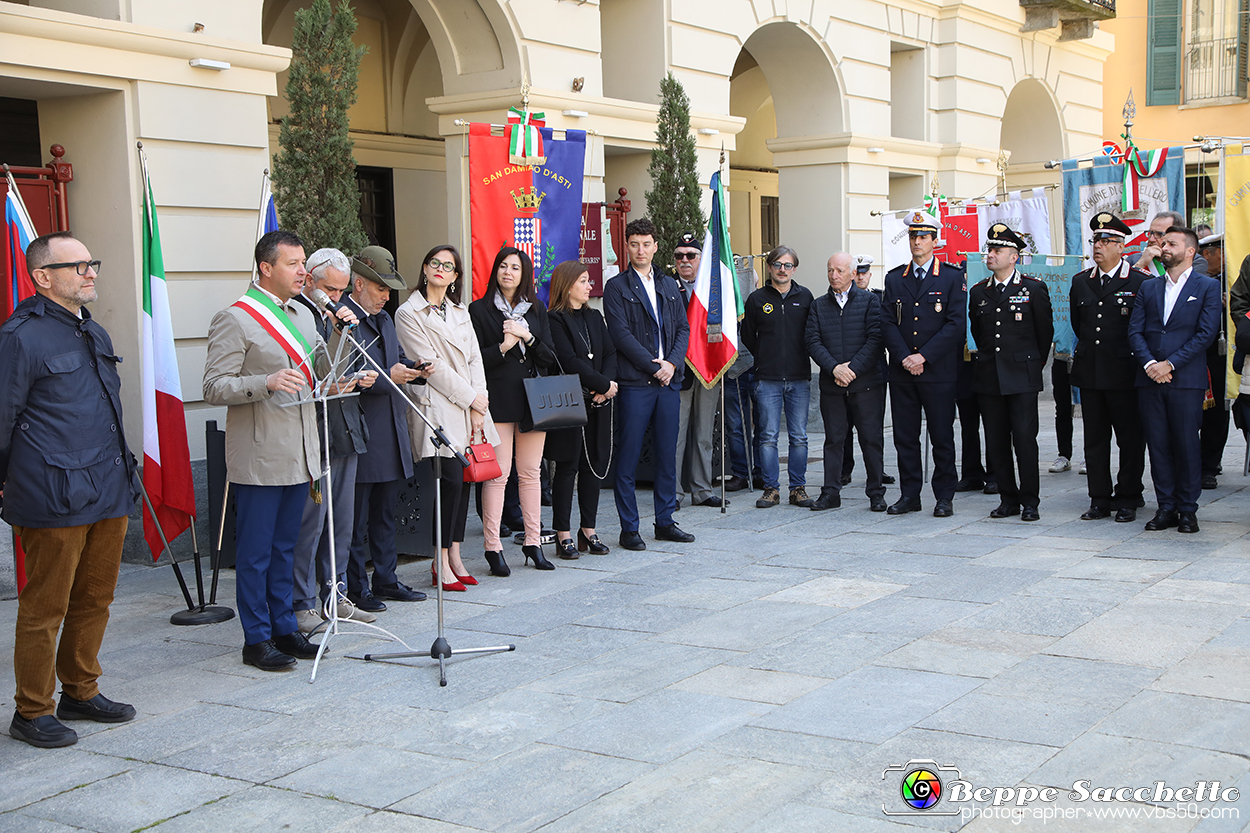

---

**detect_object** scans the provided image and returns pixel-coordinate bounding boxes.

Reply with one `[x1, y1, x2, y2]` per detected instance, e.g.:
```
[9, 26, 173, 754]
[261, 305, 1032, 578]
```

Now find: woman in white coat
[395, 245, 499, 590]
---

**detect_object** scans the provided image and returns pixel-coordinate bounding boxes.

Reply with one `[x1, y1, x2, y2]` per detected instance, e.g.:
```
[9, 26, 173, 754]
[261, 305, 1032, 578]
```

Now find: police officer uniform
[881, 213, 967, 516]
[1070, 213, 1150, 521]
[969, 224, 1053, 521]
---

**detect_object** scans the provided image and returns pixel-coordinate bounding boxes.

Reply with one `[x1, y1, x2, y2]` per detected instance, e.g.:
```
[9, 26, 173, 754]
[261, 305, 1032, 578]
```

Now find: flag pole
[717, 144, 728, 514]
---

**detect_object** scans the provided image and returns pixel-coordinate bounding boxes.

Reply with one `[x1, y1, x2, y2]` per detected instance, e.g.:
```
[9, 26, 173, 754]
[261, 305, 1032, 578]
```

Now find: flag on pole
[140, 163, 196, 561]
[687, 171, 742, 387]
[259, 171, 279, 237]
[3, 172, 37, 318]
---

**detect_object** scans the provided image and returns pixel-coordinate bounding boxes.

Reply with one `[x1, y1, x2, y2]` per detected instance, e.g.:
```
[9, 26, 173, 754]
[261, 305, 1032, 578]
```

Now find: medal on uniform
[1015, 312, 1023, 321]
[935, 302, 942, 313]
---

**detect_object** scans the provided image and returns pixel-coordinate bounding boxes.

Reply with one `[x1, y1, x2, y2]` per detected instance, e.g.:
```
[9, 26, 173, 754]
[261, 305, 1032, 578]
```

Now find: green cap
[352, 246, 406, 291]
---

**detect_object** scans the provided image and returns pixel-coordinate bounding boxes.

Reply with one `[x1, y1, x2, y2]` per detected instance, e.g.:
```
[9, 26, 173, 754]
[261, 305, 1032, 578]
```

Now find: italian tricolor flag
[687, 171, 742, 387]
[141, 172, 195, 561]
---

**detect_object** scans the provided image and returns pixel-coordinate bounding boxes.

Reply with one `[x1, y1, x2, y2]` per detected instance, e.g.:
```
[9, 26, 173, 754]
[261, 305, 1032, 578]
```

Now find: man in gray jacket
[1, 232, 138, 747]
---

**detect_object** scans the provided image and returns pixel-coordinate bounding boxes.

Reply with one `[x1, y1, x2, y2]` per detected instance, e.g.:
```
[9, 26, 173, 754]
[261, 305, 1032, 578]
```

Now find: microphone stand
[319, 313, 515, 686]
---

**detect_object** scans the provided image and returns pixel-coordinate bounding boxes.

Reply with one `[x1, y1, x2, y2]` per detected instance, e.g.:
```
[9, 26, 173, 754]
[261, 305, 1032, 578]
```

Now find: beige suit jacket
[202, 295, 324, 486]
[395, 293, 498, 460]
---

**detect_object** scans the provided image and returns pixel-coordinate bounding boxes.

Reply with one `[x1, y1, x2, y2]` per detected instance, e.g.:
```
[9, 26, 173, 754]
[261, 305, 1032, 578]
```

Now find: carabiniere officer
[969, 223, 1053, 522]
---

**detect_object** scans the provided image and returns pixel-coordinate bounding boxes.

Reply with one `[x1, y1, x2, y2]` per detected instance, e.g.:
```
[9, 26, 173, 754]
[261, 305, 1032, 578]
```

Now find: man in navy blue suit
[603, 218, 696, 551]
[1127, 226, 1221, 533]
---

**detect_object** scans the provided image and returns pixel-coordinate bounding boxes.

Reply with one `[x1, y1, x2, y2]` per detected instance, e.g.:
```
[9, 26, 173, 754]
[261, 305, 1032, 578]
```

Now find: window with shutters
[1149, 0, 1184, 105]
[1183, 0, 1249, 101]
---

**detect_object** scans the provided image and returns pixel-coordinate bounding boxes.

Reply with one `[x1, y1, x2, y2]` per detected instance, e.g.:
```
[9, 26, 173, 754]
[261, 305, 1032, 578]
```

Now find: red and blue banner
[3, 175, 37, 319]
[469, 122, 586, 304]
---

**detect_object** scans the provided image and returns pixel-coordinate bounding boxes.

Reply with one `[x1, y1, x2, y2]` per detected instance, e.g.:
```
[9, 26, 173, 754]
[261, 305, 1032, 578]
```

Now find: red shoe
[431, 565, 467, 592]
[455, 573, 478, 586]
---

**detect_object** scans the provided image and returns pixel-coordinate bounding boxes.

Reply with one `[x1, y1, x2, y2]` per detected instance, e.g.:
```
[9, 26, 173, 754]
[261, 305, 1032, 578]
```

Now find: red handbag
[462, 429, 502, 483]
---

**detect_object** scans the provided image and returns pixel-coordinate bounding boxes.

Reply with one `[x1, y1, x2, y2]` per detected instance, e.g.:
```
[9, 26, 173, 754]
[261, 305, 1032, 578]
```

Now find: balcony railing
[1186, 35, 1246, 100]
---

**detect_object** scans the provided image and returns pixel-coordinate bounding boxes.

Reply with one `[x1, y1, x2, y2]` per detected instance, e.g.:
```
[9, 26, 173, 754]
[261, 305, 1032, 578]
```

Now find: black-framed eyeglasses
[770, 262, 796, 271]
[428, 259, 456, 273]
[41, 260, 102, 276]
[1146, 230, 1166, 239]
[673, 251, 700, 261]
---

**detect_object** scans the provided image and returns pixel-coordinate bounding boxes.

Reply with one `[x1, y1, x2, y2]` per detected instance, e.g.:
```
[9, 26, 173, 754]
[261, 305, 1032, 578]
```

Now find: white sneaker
[1049, 456, 1071, 473]
[295, 608, 325, 634]
[336, 600, 377, 623]
[1078, 459, 1087, 475]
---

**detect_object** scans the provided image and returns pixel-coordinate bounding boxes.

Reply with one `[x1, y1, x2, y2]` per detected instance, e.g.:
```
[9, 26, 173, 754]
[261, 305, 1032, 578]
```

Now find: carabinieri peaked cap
[985, 223, 1026, 250]
[1089, 212, 1132, 241]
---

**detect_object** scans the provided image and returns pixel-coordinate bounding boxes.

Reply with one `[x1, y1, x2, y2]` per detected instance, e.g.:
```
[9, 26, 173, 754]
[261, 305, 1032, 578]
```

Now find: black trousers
[552, 435, 606, 531]
[890, 378, 957, 501]
[347, 479, 399, 594]
[1051, 359, 1073, 459]
[979, 391, 1040, 509]
[956, 395, 986, 481]
[1081, 387, 1144, 510]
[1139, 385, 1205, 513]
[437, 459, 471, 547]
[821, 387, 886, 498]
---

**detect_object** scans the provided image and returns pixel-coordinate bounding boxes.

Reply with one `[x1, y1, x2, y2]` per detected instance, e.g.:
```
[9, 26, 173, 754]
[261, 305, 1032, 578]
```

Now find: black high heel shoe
[557, 538, 580, 560]
[577, 529, 610, 555]
[523, 545, 555, 570]
[484, 550, 510, 577]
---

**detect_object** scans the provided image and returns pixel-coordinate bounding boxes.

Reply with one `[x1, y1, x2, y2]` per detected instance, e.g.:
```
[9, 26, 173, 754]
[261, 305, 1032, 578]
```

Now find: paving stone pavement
[4, 422, 1250, 832]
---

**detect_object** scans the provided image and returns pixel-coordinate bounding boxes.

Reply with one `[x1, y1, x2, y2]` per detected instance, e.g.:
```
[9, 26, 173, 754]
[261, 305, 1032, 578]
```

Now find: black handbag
[521, 373, 588, 431]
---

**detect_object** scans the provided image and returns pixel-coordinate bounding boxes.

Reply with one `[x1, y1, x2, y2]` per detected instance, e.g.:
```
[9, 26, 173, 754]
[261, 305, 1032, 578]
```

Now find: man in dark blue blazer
[603, 218, 696, 551]
[344, 247, 428, 607]
[1127, 226, 1221, 533]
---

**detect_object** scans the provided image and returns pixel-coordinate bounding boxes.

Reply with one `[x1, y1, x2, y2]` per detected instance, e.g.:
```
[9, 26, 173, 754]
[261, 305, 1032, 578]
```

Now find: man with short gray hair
[1131, 211, 1208, 277]
[290, 248, 378, 632]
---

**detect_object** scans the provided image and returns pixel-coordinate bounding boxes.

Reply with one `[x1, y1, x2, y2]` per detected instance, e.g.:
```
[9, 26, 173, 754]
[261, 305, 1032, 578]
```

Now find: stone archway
[1000, 78, 1066, 165]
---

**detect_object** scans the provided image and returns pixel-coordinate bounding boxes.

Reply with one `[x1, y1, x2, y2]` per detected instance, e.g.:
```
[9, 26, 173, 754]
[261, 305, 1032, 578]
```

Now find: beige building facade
[0, 0, 1114, 460]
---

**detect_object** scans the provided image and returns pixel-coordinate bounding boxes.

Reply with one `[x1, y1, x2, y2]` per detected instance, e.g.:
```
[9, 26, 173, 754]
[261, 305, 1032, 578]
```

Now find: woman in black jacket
[546, 261, 618, 558]
[469, 247, 557, 574]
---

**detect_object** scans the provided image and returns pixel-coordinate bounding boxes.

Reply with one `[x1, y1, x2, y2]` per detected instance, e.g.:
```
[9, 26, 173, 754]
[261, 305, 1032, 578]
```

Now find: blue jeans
[754, 378, 810, 490]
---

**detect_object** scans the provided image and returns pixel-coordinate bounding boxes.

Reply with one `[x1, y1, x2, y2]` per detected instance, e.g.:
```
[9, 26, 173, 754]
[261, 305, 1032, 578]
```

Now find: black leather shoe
[273, 630, 320, 660]
[989, 503, 1021, 519]
[655, 523, 696, 543]
[933, 499, 953, 518]
[577, 530, 610, 555]
[693, 495, 730, 507]
[870, 496, 888, 512]
[1144, 509, 1179, 531]
[983, 481, 999, 495]
[723, 476, 749, 492]
[811, 492, 841, 511]
[373, 581, 427, 602]
[1177, 511, 1200, 533]
[523, 545, 556, 570]
[619, 530, 646, 551]
[882, 474, 896, 485]
[347, 589, 386, 612]
[557, 538, 580, 560]
[1021, 506, 1040, 522]
[484, 550, 511, 576]
[9, 712, 77, 748]
[1202, 475, 1218, 490]
[1115, 507, 1137, 523]
[242, 639, 297, 671]
[57, 693, 135, 724]
[886, 497, 922, 515]
[955, 477, 985, 492]
[1081, 505, 1111, 520]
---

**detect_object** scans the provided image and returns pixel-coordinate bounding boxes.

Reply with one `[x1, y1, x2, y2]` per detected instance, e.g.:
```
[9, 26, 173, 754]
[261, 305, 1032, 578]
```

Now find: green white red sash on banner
[232, 285, 315, 388]
[1121, 144, 1167, 213]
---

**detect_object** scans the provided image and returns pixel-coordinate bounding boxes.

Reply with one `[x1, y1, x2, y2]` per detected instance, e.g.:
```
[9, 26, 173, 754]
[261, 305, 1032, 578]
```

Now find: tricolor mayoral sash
[232, 285, 315, 388]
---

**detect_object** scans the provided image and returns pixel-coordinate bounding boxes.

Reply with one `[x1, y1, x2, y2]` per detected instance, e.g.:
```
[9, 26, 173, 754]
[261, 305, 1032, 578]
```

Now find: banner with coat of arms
[468, 122, 586, 304]
[1061, 148, 1185, 264]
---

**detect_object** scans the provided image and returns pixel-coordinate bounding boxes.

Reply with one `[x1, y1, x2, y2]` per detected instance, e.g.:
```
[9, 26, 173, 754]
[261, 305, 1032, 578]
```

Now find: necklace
[573, 310, 594, 360]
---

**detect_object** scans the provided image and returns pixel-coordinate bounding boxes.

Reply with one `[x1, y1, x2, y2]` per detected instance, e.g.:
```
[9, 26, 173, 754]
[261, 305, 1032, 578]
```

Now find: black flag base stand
[136, 478, 236, 627]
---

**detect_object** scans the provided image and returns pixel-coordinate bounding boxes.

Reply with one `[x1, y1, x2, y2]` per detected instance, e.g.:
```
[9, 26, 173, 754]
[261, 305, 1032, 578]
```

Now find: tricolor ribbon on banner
[507, 107, 547, 166]
[1120, 139, 1167, 213]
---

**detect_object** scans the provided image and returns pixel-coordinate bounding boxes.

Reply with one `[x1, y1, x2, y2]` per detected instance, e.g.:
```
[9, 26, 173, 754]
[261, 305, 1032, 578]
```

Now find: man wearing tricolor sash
[203, 230, 357, 671]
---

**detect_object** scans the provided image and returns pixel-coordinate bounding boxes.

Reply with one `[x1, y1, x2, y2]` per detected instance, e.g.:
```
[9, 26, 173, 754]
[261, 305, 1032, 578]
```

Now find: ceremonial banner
[881, 201, 979, 269]
[1224, 145, 1250, 399]
[580, 202, 604, 294]
[2, 170, 36, 318]
[687, 172, 742, 387]
[977, 192, 1054, 262]
[141, 164, 196, 560]
[469, 124, 587, 304]
[965, 252, 1082, 355]
[1062, 148, 1185, 262]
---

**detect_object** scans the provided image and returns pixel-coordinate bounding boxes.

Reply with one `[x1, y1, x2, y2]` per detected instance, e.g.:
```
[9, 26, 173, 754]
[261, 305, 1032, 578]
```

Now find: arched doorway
[1000, 78, 1066, 165]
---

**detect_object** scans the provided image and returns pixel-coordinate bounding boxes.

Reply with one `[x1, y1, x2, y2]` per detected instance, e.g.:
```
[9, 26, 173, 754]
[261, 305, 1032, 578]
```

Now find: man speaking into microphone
[203, 230, 358, 671]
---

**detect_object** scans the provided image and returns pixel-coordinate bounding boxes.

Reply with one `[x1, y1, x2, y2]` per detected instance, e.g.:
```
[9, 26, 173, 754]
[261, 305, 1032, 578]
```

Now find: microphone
[309, 288, 357, 330]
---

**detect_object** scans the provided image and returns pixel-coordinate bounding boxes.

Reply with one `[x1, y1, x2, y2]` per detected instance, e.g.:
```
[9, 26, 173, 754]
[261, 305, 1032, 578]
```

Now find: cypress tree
[272, 0, 367, 254]
[646, 73, 705, 262]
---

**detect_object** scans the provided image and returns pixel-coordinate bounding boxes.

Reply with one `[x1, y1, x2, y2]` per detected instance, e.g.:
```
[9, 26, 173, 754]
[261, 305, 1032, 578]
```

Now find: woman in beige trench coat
[395, 245, 499, 590]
